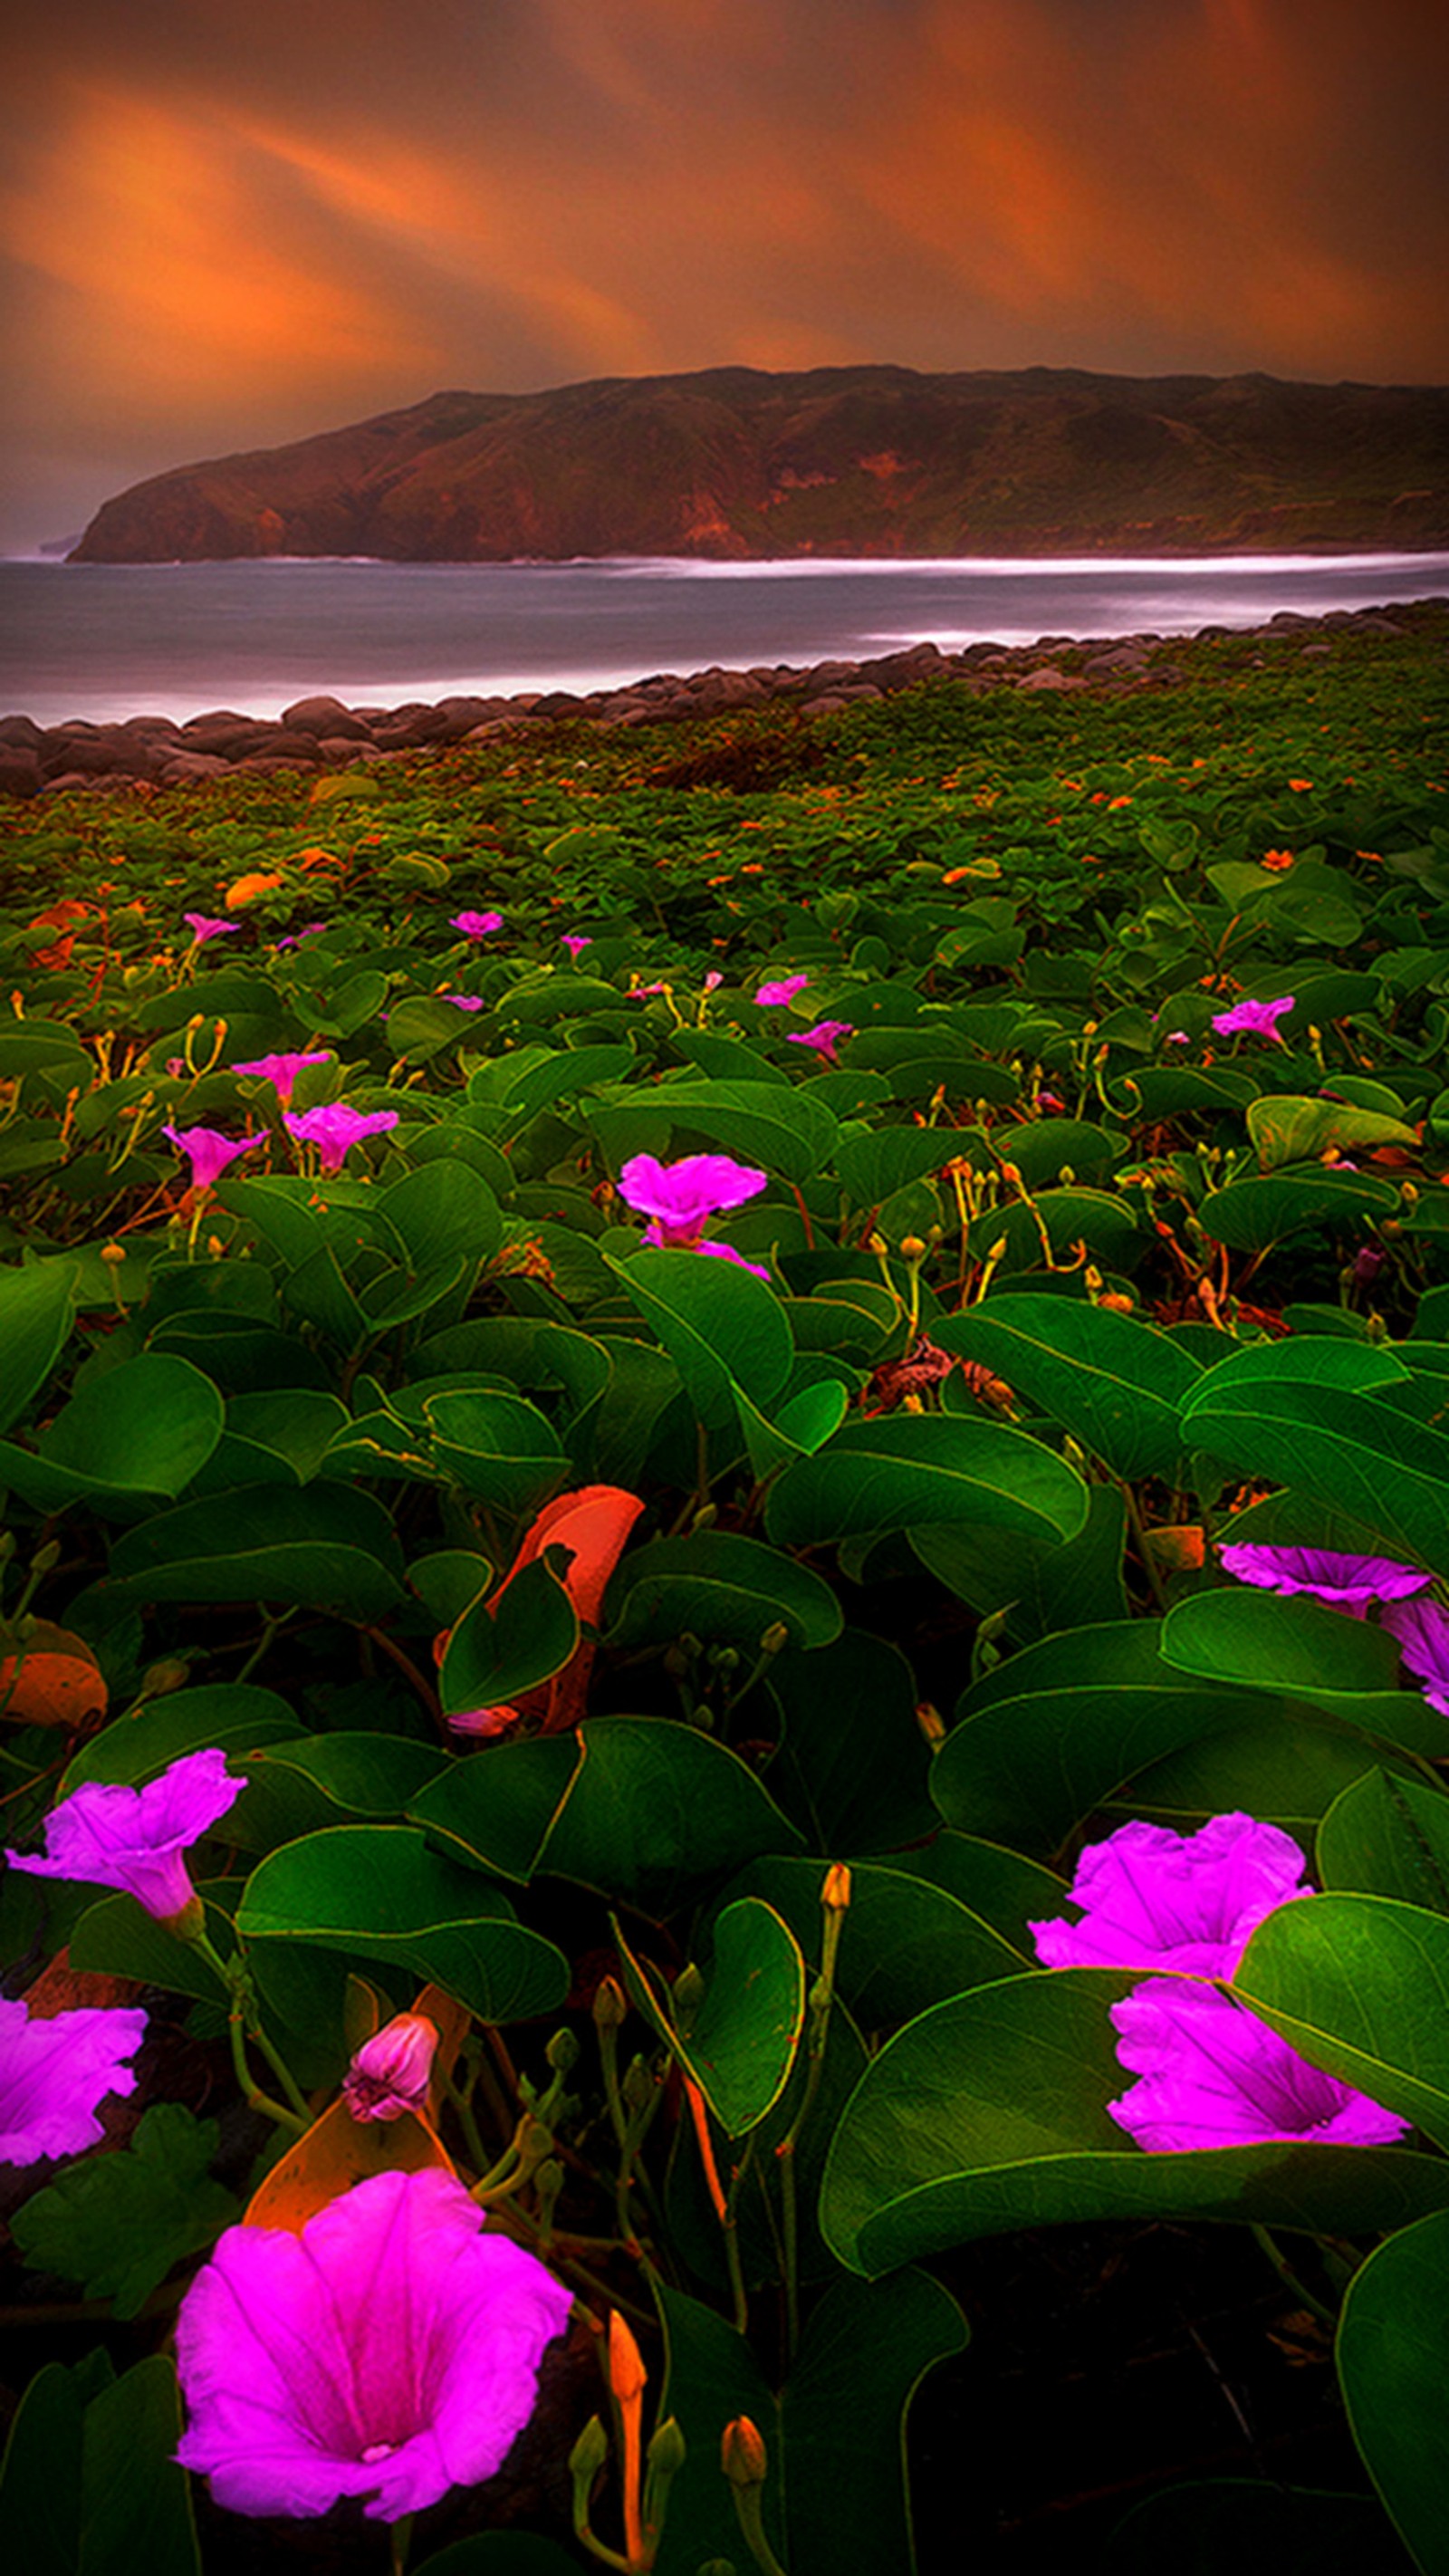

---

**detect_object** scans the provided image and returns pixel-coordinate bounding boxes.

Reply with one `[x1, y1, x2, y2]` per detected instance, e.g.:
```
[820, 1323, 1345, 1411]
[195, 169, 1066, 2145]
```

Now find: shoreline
[0, 595, 1441, 800]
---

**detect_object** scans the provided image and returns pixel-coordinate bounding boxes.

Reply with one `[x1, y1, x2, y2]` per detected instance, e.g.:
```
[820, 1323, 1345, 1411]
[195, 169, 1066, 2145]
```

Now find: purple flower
[6, 1747, 245, 1930]
[619, 1151, 767, 1241]
[561, 934, 592, 960]
[754, 974, 810, 1007]
[1210, 995, 1295, 1042]
[276, 923, 327, 951]
[694, 1240, 772, 1282]
[1029, 1813, 1311, 1976]
[342, 2013, 439, 2123]
[1107, 1978, 1411, 2152]
[1381, 1596, 1449, 1717]
[284, 1103, 400, 1177]
[230, 1051, 333, 1112]
[161, 1123, 266, 1194]
[702, 971, 723, 993]
[444, 994, 485, 1012]
[184, 914, 240, 947]
[0, 1994, 147, 2166]
[450, 910, 504, 940]
[787, 1020, 854, 1066]
[1219, 1543, 1430, 1617]
[174, 2167, 572, 2522]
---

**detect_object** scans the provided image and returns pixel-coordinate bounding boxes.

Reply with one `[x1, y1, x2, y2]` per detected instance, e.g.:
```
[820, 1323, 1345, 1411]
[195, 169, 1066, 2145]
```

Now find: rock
[279, 695, 372, 737]
[0, 748, 41, 796]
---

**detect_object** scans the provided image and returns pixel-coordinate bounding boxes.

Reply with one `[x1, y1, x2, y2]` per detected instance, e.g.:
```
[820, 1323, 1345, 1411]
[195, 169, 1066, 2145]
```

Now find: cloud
[1, 0, 1444, 541]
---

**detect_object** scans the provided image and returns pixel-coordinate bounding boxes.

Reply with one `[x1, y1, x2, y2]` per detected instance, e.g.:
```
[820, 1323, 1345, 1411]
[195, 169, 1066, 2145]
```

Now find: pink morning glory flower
[1107, 1978, 1411, 2152]
[1210, 995, 1295, 1041]
[1381, 1596, 1449, 1717]
[755, 974, 810, 1007]
[342, 2013, 439, 2124]
[787, 1020, 855, 1065]
[450, 910, 504, 939]
[618, 1152, 768, 1243]
[284, 1103, 400, 1176]
[230, 1051, 333, 1112]
[1218, 1543, 1430, 1617]
[445, 994, 485, 1011]
[161, 1124, 266, 1195]
[561, 934, 592, 960]
[276, 923, 327, 951]
[1029, 1814, 1312, 1976]
[702, 971, 723, 993]
[6, 1747, 245, 1931]
[174, 2167, 573, 2522]
[0, 1994, 148, 2166]
[184, 914, 240, 946]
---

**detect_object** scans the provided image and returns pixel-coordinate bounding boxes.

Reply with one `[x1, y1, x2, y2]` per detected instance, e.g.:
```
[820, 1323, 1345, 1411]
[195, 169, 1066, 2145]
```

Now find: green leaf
[616, 1898, 807, 2134]
[0, 1257, 79, 1435]
[424, 1387, 566, 1515]
[1246, 1093, 1420, 1170]
[414, 2542, 586, 2576]
[832, 1125, 952, 1207]
[101, 1483, 407, 1620]
[227, 1733, 449, 1850]
[0, 1353, 224, 1513]
[80, 2358, 201, 2576]
[0, 2363, 84, 2576]
[1195, 1170, 1399, 1252]
[604, 1527, 842, 1653]
[62, 1682, 298, 1790]
[1182, 1369, 1449, 1579]
[437, 1552, 579, 1717]
[1337, 2209, 1449, 2576]
[606, 1245, 794, 1430]
[70, 1891, 236, 2003]
[820, 1969, 1449, 2277]
[766, 1628, 937, 1856]
[932, 1620, 1264, 1853]
[653, 2270, 967, 2575]
[410, 1718, 805, 1918]
[1318, 1771, 1449, 1914]
[912, 1480, 1129, 1644]
[1161, 1588, 1407, 1706]
[236, 1825, 569, 2022]
[379, 1159, 502, 1271]
[1108, 2481, 1415, 2576]
[11, 2105, 237, 2319]
[589, 1076, 840, 1185]
[765, 1413, 1089, 1551]
[726, 1853, 1027, 2028]
[1233, 1894, 1449, 2150]
[935, 1295, 1200, 1482]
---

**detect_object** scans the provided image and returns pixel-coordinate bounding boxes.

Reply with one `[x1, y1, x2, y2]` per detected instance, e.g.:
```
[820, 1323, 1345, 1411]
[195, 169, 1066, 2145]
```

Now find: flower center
[360, 2441, 398, 2465]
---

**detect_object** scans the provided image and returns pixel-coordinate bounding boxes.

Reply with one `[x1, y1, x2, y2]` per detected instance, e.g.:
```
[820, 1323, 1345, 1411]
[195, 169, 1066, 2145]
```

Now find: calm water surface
[2, 553, 1445, 727]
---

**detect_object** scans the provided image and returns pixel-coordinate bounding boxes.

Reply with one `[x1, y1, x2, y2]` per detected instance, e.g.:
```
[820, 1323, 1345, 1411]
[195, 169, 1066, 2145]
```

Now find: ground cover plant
[1, 603, 1448, 2573]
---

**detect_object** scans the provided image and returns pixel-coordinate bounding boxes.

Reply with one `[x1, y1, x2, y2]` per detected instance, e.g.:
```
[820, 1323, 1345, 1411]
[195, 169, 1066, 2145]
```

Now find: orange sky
[3, 0, 1445, 547]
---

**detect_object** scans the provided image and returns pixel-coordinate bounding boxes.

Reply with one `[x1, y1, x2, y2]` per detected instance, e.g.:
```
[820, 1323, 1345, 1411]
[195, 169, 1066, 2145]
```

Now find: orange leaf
[245, 2099, 456, 2232]
[225, 871, 284, 909]
[1, 1624, 108, 1726]
[492, 1485, 645, 1735]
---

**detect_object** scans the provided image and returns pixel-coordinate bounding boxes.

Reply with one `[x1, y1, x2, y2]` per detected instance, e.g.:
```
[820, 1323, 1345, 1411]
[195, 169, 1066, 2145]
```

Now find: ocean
[2, 551, 1445, 729]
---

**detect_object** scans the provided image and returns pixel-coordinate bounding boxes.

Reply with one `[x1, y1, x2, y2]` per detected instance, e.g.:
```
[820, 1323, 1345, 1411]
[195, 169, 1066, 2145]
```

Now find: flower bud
[546, 2026, 581, 2075]
[342, 2011, 439, 2122]
[821, 1862, 852, 1914]
[758, 1620, 790, 1657]
[139, 1658, 192, 1699]
[608, 2310, 648, 2405]
[592, 1973, 628, 2031]
[721, 2416, 769, 2488]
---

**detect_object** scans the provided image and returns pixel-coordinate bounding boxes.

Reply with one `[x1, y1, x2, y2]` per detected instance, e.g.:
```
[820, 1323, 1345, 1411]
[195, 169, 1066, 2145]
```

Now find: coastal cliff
[69, 365, 1449, 563]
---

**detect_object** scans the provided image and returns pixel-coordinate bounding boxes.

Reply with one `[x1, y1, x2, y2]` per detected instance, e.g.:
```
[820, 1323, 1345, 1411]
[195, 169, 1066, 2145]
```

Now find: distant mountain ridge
[68, 365, 1449, 562]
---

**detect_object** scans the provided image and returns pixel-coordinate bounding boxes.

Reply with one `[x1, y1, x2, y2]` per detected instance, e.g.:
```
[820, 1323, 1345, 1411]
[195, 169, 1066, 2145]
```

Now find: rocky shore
[0, 600, 1435, 799]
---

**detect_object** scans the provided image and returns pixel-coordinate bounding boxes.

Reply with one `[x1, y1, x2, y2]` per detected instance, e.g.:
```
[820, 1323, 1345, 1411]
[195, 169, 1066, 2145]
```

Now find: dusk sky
[4, 0, 1446, 552]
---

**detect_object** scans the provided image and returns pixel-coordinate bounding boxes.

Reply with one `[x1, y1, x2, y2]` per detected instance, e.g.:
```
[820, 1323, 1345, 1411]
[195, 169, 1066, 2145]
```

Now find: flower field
[2, 601, 1447, 2573]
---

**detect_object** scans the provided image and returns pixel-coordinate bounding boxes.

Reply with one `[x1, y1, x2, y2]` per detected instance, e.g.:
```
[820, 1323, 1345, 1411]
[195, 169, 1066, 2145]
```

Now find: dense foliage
[2, 604, 1447, 2573]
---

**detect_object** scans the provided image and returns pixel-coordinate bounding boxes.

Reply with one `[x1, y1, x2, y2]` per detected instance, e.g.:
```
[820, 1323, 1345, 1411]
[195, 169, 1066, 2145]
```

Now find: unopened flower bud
[672, 1963, 706, 2029]
[758, 1620, 790, 1657]
[608, 2309, 648, 2405]
[546, 2026, 581, 2075]
[100, 1242, 126, 1266]
[139, 1658, 191, 1698]
[898, 1235, 926, 1260]
[721, 2416, 769, 2488]
[592, 1973, 628, 2031]
[341, 2010, 438, 2122]
[821, 1862, 852, 1914]
[570, 2413, 609, 2510]
[916, 1699, 945, 1747]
